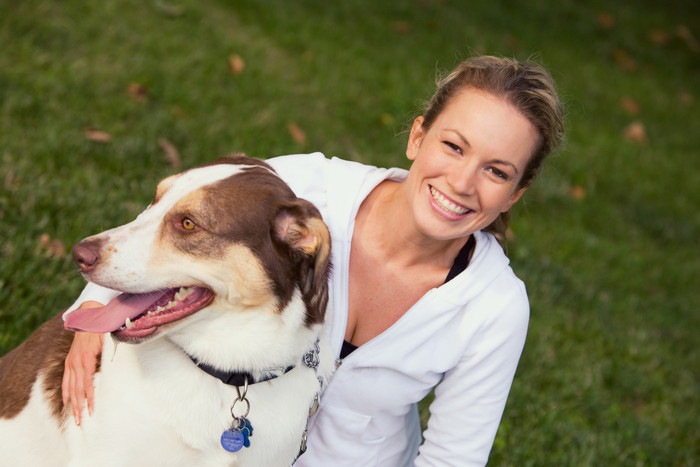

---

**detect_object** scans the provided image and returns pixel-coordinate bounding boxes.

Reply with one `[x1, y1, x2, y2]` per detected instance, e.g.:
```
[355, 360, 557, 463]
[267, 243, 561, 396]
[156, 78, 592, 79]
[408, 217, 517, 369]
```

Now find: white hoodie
[269, 154, 529, 467]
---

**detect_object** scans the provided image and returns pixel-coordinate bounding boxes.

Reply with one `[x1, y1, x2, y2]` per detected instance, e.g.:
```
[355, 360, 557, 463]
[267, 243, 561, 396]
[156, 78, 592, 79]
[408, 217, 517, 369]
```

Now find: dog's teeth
[125, 317, 134, 328]
[174, 287, 194, 301]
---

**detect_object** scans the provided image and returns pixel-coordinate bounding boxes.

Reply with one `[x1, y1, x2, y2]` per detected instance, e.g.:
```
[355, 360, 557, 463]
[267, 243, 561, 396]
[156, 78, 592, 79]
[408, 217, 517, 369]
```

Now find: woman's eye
[443, 141, 462, 154]
[488, 167, 509, 181]
[181, 218, 197, 231]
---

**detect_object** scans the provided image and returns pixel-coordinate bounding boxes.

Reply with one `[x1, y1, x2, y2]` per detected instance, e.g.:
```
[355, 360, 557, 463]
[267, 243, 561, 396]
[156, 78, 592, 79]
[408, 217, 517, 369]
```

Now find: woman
[63, 55, 564, 466]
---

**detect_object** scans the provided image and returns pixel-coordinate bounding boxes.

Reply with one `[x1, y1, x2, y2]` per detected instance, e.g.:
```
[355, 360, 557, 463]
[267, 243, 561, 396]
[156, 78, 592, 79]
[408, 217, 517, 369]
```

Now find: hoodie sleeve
[415, 275, 529, 467]
[265, 152, 331, 212]
[62, 281, 121, 319]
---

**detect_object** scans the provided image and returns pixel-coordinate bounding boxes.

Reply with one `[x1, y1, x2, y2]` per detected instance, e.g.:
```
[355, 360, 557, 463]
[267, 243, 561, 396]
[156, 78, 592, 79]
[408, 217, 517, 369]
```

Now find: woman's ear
[501, 186, 528, 213]
[406, 116, 425, 161]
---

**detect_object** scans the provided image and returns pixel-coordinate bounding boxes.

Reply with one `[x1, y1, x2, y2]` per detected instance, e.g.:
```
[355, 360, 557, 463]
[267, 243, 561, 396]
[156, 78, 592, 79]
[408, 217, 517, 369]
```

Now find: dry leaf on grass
[393, 21, 411, 34]
[613, 48, 637, 71]
[596, 12, 615, 29]
[570, 185, 587, 200]
[128, 82, 149, 102]
[677, 25, 700, 52]
[678, 91, 694, 107]
[380, 112, 394, 126]
[85, 128, 112, 143]
[37, 233, 66, 258]
[287, 122, 306, 146]
[158, 138, 181, 169]
[229, 55, 245, 75]
[624, 121, 648, 144]
[648, 29, 670, 46]
[620, 96, 640, 115]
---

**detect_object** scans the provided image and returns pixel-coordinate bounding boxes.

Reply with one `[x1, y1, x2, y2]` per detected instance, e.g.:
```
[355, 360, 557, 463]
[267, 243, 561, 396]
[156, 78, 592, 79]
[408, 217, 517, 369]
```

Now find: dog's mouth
[64, 286, 215, 342]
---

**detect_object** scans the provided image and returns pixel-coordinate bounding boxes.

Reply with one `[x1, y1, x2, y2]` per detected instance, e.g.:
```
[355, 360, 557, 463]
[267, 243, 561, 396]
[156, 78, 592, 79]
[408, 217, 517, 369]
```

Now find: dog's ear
[274, 200, 331, 326]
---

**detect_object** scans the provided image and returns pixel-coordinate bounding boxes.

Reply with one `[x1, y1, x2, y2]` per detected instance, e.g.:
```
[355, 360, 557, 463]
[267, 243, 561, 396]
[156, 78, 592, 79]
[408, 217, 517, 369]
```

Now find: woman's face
[404, 88, 539, 241]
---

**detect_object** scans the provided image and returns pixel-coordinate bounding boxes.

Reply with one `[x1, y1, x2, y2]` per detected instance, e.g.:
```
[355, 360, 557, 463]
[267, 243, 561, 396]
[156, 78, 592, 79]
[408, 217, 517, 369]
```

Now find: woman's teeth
[430, 187, 469, 215]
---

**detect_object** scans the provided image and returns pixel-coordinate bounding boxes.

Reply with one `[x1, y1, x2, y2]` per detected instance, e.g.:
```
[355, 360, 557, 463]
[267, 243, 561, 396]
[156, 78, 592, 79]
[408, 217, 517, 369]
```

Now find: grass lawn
[1, 0, 698, 465]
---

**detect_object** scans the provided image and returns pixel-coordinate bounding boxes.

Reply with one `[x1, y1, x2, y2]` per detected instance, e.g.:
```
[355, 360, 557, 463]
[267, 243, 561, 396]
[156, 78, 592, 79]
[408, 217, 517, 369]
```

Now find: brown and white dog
[0, 155, 334, 467]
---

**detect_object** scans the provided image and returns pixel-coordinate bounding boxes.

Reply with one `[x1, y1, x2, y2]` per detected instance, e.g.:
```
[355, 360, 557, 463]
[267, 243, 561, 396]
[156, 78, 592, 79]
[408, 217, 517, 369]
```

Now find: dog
[0, 154, 334, 467]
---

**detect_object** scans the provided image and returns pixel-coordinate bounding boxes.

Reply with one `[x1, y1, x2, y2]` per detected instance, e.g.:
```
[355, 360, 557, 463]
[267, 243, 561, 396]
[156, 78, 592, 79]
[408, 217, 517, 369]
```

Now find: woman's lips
[429, 185, 471, 217]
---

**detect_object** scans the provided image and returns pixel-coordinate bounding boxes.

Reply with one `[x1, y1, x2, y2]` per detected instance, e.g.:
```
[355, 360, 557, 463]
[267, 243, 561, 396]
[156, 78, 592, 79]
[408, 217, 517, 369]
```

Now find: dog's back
[0, 315, 73, 466]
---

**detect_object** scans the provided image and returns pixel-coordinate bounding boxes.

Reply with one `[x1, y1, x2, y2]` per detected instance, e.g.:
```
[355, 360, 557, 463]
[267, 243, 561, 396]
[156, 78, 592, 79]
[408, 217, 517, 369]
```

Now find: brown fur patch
[0, 314, 77, 422]
[153, 161, 330, 326]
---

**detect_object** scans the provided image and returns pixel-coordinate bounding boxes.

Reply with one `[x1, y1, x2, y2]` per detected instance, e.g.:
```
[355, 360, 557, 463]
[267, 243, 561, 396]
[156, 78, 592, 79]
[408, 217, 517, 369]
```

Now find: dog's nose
[73, 239, 103, 272]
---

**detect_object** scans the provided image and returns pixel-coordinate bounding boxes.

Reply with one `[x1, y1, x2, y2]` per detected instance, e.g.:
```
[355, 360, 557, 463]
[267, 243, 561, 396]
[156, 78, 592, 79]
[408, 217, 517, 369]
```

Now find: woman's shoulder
[265, 152, 330, 178]
[444, 232, 528, 321]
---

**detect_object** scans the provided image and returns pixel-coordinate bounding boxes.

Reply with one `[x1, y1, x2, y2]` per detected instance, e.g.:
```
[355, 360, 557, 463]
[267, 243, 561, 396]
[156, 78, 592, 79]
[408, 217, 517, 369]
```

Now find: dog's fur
[0, 155, 334, 467]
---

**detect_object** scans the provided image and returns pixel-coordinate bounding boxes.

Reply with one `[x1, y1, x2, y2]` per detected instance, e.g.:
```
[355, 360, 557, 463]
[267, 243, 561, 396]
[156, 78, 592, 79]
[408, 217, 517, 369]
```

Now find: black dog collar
[185, 338, 321, 387]
[188, 355, 294, 386]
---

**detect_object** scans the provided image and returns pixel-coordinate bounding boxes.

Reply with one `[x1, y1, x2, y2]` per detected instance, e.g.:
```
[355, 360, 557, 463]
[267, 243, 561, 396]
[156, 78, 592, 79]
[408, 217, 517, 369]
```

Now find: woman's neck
[354, 180, 468, 270]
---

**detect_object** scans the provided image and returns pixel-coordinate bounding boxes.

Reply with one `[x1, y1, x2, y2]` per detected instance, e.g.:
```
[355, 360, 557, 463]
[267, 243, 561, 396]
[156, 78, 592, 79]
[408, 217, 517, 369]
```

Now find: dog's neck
[182, 338, 322, 387]
[187, 354, 294, 386]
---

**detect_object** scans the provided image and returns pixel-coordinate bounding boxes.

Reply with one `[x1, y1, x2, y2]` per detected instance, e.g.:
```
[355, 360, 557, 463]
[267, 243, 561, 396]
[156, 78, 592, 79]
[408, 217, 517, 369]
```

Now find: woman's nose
[447, 163, 478, 196]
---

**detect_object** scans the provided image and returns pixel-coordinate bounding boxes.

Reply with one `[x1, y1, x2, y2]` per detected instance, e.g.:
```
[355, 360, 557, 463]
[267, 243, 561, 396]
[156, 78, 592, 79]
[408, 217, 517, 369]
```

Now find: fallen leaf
[648, 29, 669, 46]
[678, 91, 694, 107]
[613, 48, 637, 71]
[287, 122, 306, 146]
[158, 138, 181, 169]
[596, 12, 615, 29]
[229, 54, 245, 75]
[128, 82, 149, 102]
[620, 96, 640, 115]
[85, 128, 112, 143]
[570, 185, 587, 200]
[677, 25, 700, 52]
[393, 21, 411, 34]
[37, 233, 66, 258]
[623, 121, 648, 144]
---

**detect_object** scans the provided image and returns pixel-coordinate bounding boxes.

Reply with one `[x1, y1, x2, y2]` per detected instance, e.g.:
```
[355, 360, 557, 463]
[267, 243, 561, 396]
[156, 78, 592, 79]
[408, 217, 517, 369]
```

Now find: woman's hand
[62, 301, 104, 426]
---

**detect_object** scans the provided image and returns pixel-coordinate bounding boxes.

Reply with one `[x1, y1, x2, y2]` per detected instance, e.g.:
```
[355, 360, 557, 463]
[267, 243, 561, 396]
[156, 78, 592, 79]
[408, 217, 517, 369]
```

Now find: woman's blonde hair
[421, 55, 565, 245]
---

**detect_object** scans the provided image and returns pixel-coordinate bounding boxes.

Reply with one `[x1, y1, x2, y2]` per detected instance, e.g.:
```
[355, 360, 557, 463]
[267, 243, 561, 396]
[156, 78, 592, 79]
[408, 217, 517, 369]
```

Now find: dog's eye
[181, 218, 196, 231]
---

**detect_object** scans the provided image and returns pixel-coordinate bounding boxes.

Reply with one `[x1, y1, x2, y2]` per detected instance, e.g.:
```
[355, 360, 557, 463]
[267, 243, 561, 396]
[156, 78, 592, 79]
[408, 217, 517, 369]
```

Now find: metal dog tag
[221, 428, 245, 452]
[220, 417, 254, 452]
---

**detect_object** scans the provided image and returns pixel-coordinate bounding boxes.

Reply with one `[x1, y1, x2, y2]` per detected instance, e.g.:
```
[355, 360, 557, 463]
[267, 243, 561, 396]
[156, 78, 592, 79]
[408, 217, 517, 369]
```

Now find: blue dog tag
[221, 417, 254, 452]
[221, 428, 245, 452]
[239, 417, 254, 447]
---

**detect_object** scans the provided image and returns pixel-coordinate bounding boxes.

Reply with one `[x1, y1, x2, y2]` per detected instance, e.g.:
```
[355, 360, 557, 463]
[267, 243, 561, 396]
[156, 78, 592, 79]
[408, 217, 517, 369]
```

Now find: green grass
[1, 0, 698, 465]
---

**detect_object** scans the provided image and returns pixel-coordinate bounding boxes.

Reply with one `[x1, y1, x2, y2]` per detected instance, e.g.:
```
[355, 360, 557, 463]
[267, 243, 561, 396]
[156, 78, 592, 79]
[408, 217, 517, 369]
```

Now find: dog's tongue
[64, 291, 169, 333]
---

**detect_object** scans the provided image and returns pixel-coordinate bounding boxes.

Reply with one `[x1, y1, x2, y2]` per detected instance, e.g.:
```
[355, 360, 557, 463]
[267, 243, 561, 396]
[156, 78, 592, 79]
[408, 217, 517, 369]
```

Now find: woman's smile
[429, 185, 471, 218]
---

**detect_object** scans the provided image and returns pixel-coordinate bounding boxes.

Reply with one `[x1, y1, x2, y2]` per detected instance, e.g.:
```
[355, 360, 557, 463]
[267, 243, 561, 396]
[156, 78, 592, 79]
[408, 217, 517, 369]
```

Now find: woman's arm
[416, 285, 529, 466]
[62, 306, 104, 425]
[61, 282, 120, 425]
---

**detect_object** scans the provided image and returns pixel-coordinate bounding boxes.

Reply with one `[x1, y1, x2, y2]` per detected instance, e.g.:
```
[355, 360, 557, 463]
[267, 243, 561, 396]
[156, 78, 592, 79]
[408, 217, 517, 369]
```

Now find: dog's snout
[73, 239, 103, 272]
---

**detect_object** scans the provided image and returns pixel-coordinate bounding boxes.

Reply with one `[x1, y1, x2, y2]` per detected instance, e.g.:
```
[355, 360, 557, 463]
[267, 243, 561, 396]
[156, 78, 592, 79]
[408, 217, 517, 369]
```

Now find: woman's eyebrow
[446, 129, 520, 175]
[491, 159, 520, 175]
[446, 129, 471, 148]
